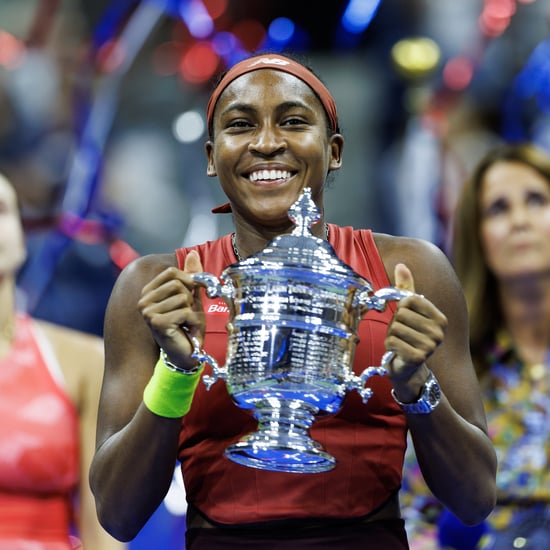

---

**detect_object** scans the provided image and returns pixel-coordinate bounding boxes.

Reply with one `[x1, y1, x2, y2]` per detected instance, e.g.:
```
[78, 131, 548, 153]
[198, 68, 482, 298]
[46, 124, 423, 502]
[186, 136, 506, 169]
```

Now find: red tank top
[175, 225, 407, 525]
[0, 314, 80, 549]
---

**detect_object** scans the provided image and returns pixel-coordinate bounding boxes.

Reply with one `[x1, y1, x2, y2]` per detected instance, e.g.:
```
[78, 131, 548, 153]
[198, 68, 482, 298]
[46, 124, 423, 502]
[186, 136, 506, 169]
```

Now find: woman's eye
[484, 200, 507, 217]
[228, 120, 252, 128]
[526, 192, 550, 206]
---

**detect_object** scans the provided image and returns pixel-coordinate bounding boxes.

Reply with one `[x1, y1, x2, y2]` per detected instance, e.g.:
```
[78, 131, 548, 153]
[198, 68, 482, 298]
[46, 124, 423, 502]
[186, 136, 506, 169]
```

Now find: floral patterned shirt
[401, 330, 550, 549]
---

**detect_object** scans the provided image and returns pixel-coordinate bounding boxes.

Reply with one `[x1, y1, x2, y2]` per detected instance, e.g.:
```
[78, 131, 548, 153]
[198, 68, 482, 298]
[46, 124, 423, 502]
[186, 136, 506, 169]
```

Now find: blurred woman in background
[402, 142, 550, 549]
[0, 171, 124, 550]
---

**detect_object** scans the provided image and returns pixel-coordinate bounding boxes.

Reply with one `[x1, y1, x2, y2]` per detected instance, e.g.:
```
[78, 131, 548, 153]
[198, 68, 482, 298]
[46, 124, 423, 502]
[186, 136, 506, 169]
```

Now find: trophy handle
[186, 334, 227, 390]
[348, 351, 406, 403]
[357, 286, 414, 312]
[191, 272, 223, 298]
[348, 350, 395, 403]
[352, 286, 416, 400]
[195, 352, 227, 391]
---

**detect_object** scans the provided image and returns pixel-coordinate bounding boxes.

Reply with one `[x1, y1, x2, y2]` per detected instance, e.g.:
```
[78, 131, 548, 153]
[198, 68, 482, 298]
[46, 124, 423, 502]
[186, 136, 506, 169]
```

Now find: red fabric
[0, 314, 79, 548]
[175, 225, 407, 525]
[0, 494, 75, 549]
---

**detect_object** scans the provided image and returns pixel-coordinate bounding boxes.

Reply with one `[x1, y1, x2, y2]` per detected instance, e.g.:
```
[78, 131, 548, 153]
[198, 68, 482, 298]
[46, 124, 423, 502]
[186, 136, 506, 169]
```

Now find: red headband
[207, 54, 339, 214]
[206, 53, 339, 136]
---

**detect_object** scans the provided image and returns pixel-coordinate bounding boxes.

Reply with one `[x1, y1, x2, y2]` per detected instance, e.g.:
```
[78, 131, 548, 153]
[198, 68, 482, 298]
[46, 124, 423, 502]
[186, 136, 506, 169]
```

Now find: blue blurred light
[211, 32, 238, 56]
[143, 0, 187, 18]
[513, 38, 550, 112]
[211, 32, 248, 67]
[341, 0, 381, 34]
[503, 38, 550, 141]
[179, 0, 213, 39]
[268, 17, 295, 46]
[93, 0, 137, 51]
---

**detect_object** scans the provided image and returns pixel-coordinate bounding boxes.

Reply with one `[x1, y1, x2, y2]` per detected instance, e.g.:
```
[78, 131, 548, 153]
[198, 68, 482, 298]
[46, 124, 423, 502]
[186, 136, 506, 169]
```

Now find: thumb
[184, 249, 204, 274]
[394, 263, 415, 293]
[183, 250, 205, 345]
[184, 250, 204, 313]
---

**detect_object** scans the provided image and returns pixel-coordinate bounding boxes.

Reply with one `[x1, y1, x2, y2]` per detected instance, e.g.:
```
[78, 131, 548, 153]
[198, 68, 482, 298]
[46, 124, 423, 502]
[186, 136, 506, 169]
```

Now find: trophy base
[225, 400, 336, 473]
[226, 436, 336, 473]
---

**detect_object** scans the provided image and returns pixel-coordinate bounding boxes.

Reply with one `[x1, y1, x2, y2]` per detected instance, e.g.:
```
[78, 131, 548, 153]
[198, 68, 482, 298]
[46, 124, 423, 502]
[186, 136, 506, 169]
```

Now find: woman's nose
[248, 125, 286, 155]
[509, 204, 530, 226]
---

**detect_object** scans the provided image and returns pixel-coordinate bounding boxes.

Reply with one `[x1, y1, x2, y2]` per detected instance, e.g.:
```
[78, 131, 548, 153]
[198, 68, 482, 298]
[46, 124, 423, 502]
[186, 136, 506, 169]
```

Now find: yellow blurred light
[391, 37, 441, 79]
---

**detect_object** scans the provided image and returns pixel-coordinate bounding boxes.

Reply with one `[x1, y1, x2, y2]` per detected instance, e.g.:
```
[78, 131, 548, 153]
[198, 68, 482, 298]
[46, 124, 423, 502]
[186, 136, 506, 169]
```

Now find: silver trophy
[191, 188, 411, 474]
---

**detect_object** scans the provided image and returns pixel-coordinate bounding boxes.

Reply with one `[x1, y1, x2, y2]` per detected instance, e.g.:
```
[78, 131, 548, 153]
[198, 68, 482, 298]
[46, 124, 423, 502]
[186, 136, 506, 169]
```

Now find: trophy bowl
[191, 188, 410, 473]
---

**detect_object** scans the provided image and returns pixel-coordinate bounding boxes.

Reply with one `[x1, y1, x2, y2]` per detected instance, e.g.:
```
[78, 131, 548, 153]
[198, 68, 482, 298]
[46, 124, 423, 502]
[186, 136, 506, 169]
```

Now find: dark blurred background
[2, 0, 548, 333]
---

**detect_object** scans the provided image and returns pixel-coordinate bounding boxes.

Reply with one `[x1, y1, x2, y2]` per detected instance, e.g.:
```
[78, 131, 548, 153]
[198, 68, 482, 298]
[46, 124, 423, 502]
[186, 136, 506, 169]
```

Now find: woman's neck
[498, 275, 550, 365]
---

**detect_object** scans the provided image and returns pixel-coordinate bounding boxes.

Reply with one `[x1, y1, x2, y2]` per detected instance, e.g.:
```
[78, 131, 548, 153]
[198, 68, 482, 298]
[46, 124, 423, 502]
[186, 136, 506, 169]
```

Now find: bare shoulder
[104, 252, 179, 366]
[373, 232, 452, 281]
[34, 319, 104, 402]
[36, 320, 102, 351]
[106, 251, 177, 317]
[113, 252, 178, 294]
[372, 232, 463, 309]
[104, 252, 178, 330]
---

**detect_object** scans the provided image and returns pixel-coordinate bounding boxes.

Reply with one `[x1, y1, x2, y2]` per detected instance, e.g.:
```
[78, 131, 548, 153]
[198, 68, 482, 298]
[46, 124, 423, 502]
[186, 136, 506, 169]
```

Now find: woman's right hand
[137, 250, 205, 369]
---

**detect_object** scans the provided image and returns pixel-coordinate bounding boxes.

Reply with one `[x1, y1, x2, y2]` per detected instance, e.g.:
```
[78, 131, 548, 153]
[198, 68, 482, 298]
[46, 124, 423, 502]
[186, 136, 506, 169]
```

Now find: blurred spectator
[401, 142, 550, 549]
[0, 171, 124, 549]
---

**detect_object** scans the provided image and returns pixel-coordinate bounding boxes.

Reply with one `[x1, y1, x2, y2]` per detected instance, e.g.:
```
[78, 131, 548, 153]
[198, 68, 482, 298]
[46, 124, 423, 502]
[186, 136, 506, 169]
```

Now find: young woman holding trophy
[90, 52, 496, 549]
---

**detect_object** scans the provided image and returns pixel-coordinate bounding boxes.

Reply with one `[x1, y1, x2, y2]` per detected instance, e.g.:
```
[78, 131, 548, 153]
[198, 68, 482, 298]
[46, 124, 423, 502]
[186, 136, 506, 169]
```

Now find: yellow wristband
[143, 355, 204, 418]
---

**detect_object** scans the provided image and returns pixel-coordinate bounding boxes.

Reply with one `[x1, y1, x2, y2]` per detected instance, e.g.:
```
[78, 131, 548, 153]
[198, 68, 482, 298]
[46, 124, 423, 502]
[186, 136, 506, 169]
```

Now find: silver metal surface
[191, 188, 412, 473]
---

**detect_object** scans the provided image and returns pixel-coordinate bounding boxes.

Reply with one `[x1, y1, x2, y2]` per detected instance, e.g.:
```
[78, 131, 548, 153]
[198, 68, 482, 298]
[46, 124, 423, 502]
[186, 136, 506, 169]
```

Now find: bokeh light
[479, 0, 515, 36]
[267, 17, 295, 46]
[211, 31, 239, 56]
[442, 56, 475, 91]
[178, 0, 213, 39]
[179, 41, 220, 84]
[484, 0, 516, 17]
[341, 0, 382, 34]
[202, 0, 228, 20]
[172, 110, 205, 143]
[0, 30, 25, 68]
[96, 38, 127, 73]
[391, 37, 441, 79]
[479, 12, 511, 37]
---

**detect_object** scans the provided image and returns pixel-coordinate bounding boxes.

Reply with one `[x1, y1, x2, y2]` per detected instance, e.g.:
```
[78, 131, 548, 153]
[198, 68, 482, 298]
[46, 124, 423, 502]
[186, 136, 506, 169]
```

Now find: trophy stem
[225, 399, 336, 473]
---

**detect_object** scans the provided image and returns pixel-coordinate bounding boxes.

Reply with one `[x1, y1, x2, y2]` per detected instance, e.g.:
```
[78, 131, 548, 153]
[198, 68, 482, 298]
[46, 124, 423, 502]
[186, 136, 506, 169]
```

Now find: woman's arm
[378, 235, 497, 525]
[89, 252, 204, 541]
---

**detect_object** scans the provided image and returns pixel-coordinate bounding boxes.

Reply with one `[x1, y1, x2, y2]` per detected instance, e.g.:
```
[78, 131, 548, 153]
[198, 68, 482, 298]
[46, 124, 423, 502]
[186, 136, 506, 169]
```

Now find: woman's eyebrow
[221, 102, 256, 116]
[222, 100, 313, 116]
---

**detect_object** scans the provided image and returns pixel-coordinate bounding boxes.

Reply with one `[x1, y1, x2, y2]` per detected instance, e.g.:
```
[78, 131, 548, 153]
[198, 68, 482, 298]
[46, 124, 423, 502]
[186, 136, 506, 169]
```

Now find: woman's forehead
[217, 69, 318, 106]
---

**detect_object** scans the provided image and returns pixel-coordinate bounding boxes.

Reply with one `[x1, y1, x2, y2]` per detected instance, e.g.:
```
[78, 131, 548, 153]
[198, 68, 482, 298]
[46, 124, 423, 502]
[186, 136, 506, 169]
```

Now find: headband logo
[248, 57, 291, 68]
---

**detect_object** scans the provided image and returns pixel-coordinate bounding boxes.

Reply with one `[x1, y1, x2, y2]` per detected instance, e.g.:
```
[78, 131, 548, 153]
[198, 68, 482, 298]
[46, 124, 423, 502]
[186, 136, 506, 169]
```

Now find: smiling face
[479, 160, 550, 280]
[205, 69, 343, 228]
[0, 173, 26, 279]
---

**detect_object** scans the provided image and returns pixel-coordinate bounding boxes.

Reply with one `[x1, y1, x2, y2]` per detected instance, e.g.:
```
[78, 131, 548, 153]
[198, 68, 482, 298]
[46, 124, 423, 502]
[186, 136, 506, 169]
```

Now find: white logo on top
[248, 57, 291, 68]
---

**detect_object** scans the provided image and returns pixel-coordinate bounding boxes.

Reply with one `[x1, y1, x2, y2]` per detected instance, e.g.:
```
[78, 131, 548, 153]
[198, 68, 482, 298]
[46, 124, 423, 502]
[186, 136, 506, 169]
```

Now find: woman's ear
[328, 134, 344, 171]
[205, 141, 217, 177]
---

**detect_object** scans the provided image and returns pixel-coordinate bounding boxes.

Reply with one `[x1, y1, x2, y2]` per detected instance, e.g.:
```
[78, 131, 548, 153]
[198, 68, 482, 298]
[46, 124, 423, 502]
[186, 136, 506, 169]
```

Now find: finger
[394, 263, 415, 294]
[183, 251, 205, 342]
[184, 250, 204, 274]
